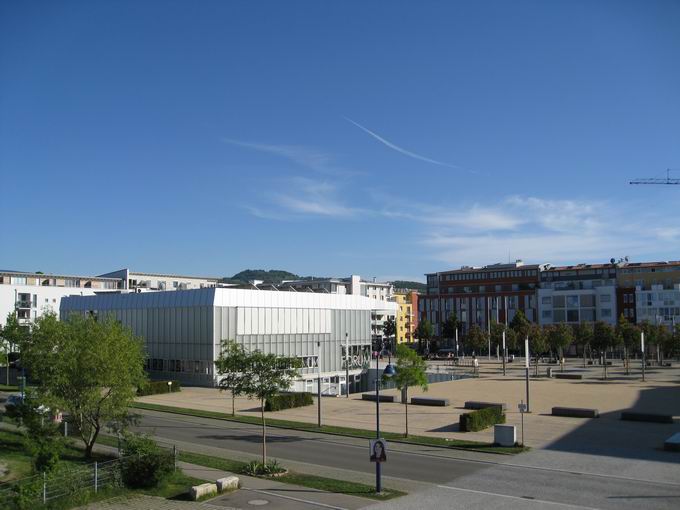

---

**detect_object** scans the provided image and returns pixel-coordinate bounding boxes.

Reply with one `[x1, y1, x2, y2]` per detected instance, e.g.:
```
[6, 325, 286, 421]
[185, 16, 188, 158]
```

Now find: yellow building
[394, 290, 418, 344]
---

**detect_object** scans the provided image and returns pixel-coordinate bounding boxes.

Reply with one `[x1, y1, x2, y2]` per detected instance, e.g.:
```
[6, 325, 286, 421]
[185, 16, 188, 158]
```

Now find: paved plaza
[137, 359, 680, 453]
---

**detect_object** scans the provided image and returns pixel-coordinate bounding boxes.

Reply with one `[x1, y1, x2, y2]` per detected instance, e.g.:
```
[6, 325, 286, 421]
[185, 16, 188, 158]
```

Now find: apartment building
[421, 261, 542, 337]
[98, 268, 220, 291]
[616, 261, 680, 327]
[394, 290, 418, 344]
[0, 270, 119, 328]
[537, 264, 618, 326]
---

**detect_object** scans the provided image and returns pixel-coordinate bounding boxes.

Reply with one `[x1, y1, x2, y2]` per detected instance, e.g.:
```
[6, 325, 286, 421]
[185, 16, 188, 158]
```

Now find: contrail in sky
[343, 116, 466, 170]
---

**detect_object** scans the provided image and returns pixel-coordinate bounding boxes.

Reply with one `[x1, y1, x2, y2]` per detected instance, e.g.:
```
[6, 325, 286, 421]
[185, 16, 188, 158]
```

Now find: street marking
[436, 485, 602, 509]
[242, 487, 350, 510]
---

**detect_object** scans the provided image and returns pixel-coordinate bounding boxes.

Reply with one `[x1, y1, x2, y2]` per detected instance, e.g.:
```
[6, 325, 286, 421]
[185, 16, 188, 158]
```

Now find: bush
[120, 433, 174, 488]
[264, 392, 313, 412]
[459, 406, 505, 432]
[137, 380, 182, 396]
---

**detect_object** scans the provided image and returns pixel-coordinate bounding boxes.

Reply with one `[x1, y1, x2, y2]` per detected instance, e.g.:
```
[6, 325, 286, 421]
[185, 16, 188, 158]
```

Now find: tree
[547, 323, 573, 369]
[442, 313, 459, 349]
[509, 310, 530, 349]
[1, 312, 28, 386]
[529, 324, 548, 376]
[573, 322, 593, 368]
[489, 320, 505, 354]
[592, 321, 616, 379]
[18, 313, 146, 457]
[215, 341, 250, 416]
[672, 323, 680, 360]
[392, 344, 428, 437]
[616, 314, 639, 375]
[415, 319, 433, 354]
[239, 350, 301, 465]
[465, 324, 488, 356]
[382, 317, 397, 354]
[656, 325, 672, 364]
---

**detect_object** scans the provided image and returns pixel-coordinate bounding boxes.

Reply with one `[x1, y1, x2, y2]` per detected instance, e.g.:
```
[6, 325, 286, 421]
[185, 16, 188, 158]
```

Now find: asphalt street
[132, 409, 680, 509]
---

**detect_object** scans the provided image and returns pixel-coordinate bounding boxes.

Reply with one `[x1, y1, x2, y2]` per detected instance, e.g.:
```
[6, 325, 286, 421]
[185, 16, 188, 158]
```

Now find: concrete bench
[216, 476, 239, 492]
[664, 432, 680, 452]
[410, 397, 449, 407]
[464, 401, 506, 411]
[362, 394, 395, 403]
[621, 412, 674, 424]
[552, 407, 599, 418]
[191, 483, 218, 500]
[554, 373, 582, 380]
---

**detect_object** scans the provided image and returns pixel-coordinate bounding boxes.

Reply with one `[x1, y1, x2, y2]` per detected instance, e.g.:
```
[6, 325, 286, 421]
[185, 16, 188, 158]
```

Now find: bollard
[173, 445, 178, 472]
[43, 472, 47, 503]
[94, 461, 98, 492]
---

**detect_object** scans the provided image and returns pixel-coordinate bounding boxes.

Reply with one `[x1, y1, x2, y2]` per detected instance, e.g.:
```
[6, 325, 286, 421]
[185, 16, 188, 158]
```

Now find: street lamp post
[317, 341, 322, 427]
[375, 344, 395, 494]
[345, 332, 350, 398]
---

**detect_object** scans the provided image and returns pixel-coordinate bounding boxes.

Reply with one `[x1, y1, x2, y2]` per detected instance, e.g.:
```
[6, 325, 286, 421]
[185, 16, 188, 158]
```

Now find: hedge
[265, 392, 314, 412]
[137, 380, 182, 396]
[459, 406, 505, 432]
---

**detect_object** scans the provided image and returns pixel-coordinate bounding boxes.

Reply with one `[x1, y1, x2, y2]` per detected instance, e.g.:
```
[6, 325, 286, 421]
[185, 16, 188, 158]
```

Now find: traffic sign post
[518, 401, 527, 446]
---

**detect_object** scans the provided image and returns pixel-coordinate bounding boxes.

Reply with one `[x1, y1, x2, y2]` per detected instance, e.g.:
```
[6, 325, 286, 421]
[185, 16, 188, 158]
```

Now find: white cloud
[420, 196, 680, 266]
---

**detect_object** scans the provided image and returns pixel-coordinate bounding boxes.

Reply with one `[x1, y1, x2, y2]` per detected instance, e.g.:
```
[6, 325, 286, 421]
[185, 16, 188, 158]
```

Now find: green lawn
[131, 401, 526, 454]
[0, 428, 114, 483]
[0, 384, 20, 392]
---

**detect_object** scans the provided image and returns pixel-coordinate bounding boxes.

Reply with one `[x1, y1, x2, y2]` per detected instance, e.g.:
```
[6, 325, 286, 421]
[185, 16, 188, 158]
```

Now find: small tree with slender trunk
[382, 317, 397, 354]
[616, 314, 639, 375]
[592, 321, 616, 380]
[465, 324, 488, 357]
[392, 344, 428, 437]
[415, 319, 433, 355]
[573, 323, 593, 368]
[529, 324, 548, 376]
[239, 350, 301, 465]
[547, 323, 573, 371]
[215, 340, 250, 416]
[442, 313, 459, 349]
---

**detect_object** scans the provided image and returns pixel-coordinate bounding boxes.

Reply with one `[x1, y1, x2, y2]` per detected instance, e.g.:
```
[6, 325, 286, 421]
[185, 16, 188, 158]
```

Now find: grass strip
[131, 401, 525, 454]
[177, 450, 405, 501]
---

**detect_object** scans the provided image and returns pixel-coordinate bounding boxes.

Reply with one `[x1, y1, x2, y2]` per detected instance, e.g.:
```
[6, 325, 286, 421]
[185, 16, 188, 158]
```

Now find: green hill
[391, 280, 426, 291]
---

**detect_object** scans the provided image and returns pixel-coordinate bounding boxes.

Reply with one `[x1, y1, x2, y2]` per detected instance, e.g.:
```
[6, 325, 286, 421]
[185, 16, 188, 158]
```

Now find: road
[132, 409, 680, 509]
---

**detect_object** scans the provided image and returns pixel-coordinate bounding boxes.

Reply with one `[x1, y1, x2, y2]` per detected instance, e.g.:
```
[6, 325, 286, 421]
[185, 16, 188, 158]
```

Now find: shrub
[137, 380, 182, 396]
[459, 406, 505, 432]
[264, 392, 313, 412]
[120, 433, 173, 488]
[242, 460, 286, 476]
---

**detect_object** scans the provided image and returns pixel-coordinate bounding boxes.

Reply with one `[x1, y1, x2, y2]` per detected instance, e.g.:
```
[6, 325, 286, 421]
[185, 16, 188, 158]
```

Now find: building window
[541, 296, 551, 305]
[566, 295, 579, 308]
[542, 310, 552, 319]
[566, 310, 579, 322]
[11, 276, 27, 285]
[553, 296, 565, 308]
[601, 309, 612, 318]
[600, 294, 611, 303]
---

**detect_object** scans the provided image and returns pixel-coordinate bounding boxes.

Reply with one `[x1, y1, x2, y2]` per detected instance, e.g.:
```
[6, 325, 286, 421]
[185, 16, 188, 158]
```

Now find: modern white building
[0, 270, 120, 329]
[61, 287, 398, 394]
[538, 264, 618, 326]
[280, 275, 395, 344]
[98, 268, 220, 292]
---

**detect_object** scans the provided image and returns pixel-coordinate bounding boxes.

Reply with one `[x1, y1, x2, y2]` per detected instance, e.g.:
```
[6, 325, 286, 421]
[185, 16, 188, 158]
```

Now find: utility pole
[524, 336, 530, 412]
[317, 341, 322, 427]
[345, 332, 350, 398]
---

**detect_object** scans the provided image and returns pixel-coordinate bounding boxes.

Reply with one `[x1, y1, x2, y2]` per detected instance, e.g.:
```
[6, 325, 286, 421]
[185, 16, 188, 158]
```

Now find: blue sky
[1, 0, 679, 282]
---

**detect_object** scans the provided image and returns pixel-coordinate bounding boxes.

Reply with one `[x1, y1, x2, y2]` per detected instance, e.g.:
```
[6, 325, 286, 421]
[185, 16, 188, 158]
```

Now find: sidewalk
[179, 461, 373, 510]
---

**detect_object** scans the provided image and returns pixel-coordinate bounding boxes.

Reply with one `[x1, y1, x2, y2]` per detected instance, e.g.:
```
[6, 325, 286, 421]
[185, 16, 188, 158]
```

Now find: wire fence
[0, 443, 178, 509]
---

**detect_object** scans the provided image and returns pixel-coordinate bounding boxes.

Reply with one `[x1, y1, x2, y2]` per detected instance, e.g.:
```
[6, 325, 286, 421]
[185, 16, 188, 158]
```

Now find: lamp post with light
[375, 342, 395, 494]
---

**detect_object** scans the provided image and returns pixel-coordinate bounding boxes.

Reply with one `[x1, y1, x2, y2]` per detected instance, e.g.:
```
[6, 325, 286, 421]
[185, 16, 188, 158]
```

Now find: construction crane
[629, 168, 680, 185]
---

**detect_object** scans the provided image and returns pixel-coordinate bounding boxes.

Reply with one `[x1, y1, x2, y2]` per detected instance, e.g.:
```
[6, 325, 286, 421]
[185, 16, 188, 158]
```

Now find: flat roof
[0, 270, 120, 282]
[102, 268, 219, 281]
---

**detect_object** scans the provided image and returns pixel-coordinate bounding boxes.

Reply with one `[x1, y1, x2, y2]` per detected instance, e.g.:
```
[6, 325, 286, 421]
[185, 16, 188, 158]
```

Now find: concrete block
[494, 425, 516, 446]
[362, 394, 395, 402]
[216, 476, 239, 492]
[621, 412, 673, 424]
[553, 373, 582, 380]
[664, 433, 680, 452]
[464, 401, 506, 411]
[552, 407, 599, 418]
[411, 397, 449, 406]
[191, 483, 217, 500]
